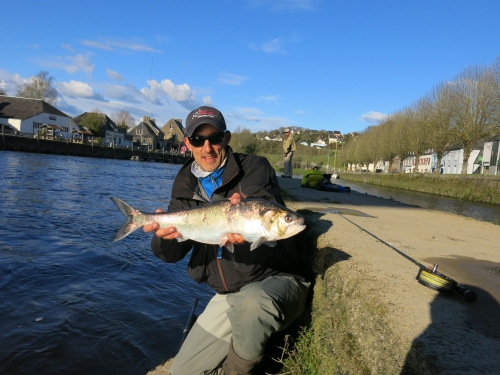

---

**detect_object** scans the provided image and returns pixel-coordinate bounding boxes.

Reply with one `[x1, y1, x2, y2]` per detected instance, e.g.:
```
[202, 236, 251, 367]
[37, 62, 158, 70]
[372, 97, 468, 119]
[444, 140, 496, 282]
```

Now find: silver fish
[110, 197, 306, 251]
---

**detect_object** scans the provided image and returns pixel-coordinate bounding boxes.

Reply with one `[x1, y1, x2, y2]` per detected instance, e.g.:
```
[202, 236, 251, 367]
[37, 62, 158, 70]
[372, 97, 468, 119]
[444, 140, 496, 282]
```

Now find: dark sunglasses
[188, 132, 226, 147]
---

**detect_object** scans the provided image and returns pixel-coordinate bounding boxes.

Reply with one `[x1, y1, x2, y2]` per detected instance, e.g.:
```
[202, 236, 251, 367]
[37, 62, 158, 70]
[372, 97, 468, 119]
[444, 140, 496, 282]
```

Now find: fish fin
[263, 241, 277, 248]
[225, 243, 234, 253]
[250, 236, 267, 251]
[219, 236, 229, 249]
[175, 237, 187, 242]
[110, 197, 141, 242]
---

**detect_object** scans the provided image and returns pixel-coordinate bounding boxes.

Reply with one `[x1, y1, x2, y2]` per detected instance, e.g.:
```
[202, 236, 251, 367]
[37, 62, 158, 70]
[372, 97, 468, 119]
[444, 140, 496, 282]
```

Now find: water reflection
[341, 179, 500, 224]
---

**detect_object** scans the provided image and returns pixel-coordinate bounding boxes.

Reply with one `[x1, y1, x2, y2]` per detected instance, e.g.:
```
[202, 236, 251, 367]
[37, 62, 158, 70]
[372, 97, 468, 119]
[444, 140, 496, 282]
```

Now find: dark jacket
[151, 147, 307, 293]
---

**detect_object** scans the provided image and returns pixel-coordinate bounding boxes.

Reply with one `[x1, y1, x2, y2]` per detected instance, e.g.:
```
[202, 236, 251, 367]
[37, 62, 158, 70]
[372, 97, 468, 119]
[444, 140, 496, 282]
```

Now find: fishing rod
[179, 297, 199, 351]
[339, 214, 477, 302]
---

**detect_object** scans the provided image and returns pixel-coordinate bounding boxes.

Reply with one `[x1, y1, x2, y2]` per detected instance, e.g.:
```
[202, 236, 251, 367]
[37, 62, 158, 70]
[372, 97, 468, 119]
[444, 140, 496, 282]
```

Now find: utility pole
[334, 141, 338, 172]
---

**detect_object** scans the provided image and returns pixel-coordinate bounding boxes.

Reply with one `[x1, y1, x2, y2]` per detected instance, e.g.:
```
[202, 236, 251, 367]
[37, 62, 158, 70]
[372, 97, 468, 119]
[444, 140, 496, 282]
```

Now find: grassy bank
[339, 173, 500, 206]
[277, 209, 415, 375]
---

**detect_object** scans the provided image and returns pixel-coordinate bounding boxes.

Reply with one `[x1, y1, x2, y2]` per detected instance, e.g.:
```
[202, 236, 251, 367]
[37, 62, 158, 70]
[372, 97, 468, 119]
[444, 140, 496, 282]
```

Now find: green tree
[230, 127, 259, 155]
[80, 111, 104, 136]
[16, 71, 58, 105]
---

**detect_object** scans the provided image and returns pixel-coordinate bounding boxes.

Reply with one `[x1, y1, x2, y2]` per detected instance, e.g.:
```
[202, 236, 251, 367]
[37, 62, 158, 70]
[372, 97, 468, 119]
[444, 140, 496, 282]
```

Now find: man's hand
[225, 193, 246, 246]
[143, 209, 181, 240]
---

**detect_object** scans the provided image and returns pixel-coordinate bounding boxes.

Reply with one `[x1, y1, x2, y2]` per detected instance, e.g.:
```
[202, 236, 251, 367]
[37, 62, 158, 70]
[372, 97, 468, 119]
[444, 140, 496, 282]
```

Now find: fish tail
[110, 197, 141, 242]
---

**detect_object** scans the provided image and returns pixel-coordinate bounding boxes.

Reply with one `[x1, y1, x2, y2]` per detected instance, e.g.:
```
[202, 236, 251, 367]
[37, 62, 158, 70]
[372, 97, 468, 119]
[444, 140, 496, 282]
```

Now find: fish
[110, 197, 306, 251]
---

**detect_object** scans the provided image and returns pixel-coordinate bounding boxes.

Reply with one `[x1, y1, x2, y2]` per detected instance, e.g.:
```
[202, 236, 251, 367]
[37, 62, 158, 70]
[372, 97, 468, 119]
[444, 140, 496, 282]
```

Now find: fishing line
[338, 214, 477, 302]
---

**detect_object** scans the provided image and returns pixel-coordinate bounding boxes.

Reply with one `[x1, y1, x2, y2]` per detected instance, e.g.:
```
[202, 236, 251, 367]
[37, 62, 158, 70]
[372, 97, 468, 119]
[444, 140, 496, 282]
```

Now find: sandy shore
[149, 177, 500, 374]
[279, 176, 500, 374]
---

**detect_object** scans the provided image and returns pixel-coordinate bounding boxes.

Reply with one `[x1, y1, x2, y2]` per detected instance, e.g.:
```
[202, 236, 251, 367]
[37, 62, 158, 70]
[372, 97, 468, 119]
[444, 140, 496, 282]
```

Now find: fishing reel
[416, 264, 477, 302]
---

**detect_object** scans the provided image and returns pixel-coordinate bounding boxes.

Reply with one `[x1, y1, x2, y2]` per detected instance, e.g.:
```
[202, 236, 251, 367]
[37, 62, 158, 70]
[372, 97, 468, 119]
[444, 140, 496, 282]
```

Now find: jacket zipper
[216, 247, 229, 292]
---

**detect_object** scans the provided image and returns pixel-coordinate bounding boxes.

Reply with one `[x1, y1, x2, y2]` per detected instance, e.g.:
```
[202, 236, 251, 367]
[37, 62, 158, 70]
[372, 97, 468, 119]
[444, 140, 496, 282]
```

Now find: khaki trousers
[170, 276, 310, 375]
[283, 152, 294, 177]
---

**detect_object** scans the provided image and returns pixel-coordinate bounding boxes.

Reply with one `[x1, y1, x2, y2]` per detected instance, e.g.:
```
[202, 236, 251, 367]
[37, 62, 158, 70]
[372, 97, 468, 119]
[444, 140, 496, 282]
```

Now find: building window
[49, 115, 56, 121]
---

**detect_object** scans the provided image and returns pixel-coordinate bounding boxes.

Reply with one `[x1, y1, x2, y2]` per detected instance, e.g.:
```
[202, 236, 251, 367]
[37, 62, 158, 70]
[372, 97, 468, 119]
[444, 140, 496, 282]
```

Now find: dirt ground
[279, 176, 500, 374]
[149, 177, 500, 374]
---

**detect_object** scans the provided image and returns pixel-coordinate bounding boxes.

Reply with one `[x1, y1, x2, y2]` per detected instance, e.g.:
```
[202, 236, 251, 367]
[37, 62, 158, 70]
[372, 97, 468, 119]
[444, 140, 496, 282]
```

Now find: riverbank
[148, 177, 500, 374]
[339, 172, 500, 205]
[0, 134, 189, 163]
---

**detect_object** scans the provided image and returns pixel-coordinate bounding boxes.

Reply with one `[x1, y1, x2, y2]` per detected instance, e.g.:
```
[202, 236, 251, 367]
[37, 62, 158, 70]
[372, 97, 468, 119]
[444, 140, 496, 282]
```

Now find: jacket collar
[172, 146, 241, 200]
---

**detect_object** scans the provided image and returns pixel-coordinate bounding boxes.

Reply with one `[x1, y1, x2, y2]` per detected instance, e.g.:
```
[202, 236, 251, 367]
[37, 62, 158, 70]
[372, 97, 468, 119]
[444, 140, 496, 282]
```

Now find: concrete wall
[0, 134, 190, 164]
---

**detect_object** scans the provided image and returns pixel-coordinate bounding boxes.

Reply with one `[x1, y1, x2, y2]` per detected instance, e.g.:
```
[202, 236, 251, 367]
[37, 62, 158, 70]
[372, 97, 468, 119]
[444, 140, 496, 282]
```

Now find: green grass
[340, 173, 500, 205]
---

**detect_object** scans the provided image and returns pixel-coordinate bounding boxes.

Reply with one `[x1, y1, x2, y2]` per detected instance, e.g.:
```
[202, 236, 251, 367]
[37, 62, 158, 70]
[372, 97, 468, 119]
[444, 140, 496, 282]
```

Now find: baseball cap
[185, 106, 226, 137]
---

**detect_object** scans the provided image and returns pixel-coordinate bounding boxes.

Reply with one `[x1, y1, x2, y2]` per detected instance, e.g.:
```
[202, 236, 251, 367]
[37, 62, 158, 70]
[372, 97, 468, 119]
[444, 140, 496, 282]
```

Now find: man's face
[185, 124, 231, 172]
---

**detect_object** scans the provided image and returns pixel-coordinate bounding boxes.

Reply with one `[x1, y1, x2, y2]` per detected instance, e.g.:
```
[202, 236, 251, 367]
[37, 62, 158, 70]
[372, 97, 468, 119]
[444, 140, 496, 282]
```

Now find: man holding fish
[142, 106, 310, 375]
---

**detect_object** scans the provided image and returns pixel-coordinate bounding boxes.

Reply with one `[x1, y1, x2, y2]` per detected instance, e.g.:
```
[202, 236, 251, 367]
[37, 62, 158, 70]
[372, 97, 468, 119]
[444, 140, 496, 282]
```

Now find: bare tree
[378, 117, 401, 171]
[16, 71, 58, 105]
[389, 111, 413, 173]
[0, 88, 6, 95]
[231, 126, 259, 155]
[424, 83, 455, 173]
[448, 65, 500, 174]
[111, 110, 136, 132]
[405, 101, 430, 173]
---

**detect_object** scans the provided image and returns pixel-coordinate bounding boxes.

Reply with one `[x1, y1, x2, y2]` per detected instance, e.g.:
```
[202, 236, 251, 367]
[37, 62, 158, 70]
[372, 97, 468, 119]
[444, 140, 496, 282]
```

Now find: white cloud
[261, 38, 287, 54]
[141, 79, 199, 109]
[251, 34, 302, 54]
[54, 97, 81, 116]
[104, 83, 142, 103]
[0, 70, 25, 94]
[219, 73, 249, 86]
[33, 44, 40, 49]
[81, 38, 161, 53]
[61, 44, 75, 52]
[35, 53, 95, 76]
[59, 80, 106, 101]
[223, 107, 293, 132]
[360, 111, 387, 123]
[295, 110, 304, 115]
[106, 68, 124, 81]
[257, 95, 281, 102]
[247, 0, 318, 11]
[203, 96, 214, 106]
[65, 54, 95, 76]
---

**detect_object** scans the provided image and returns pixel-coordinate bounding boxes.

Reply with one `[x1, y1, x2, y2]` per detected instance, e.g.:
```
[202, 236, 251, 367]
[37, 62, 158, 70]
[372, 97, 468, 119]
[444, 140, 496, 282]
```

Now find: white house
[0, 95, 77, 139]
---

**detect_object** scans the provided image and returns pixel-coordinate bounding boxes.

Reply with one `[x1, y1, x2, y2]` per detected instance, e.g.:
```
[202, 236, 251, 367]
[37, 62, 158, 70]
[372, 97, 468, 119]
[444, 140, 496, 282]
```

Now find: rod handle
[455, 284, 477, 302]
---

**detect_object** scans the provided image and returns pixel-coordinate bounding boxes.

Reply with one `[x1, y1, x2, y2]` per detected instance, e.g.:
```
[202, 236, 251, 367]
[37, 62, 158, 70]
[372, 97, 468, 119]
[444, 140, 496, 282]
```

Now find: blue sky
[2, 0, 499, 134]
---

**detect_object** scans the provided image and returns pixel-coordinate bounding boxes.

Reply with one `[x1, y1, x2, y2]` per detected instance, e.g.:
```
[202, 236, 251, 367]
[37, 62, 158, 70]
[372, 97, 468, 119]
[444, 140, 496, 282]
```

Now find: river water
[337, 177, 500, 224]
[0, 151, 213, 375]
[1, 153, 499, 375]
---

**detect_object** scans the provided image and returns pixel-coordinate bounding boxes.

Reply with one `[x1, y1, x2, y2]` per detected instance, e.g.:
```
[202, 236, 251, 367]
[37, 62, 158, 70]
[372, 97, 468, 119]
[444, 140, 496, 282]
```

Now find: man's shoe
[222, 341, 262, 375]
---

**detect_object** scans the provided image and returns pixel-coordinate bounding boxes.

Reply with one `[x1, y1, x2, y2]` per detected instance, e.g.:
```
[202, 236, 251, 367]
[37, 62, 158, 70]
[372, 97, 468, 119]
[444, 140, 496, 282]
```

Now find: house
[71, 128, 93, 144]
[38, 124, 65, 139]
[0, 95, 77, 138]
[329, 130, 344, 144]
[73, 112, 129, 147]
[160, 118, 185, 151]
[311, 139, 327, 148]
[128, 115, 164, 150]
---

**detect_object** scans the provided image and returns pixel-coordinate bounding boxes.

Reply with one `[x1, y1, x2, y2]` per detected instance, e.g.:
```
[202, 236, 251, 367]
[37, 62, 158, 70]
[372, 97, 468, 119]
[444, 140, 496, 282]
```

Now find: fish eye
[285, 215, 292, 223]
